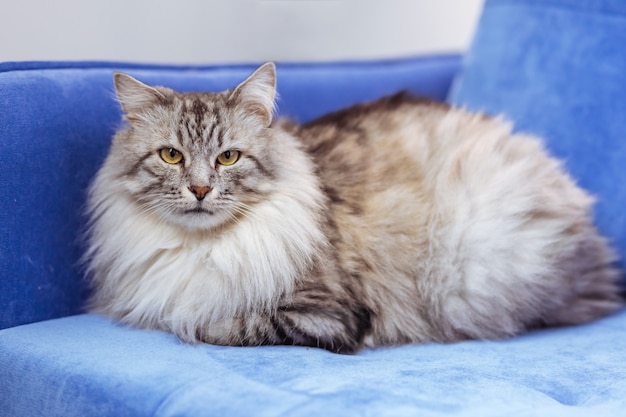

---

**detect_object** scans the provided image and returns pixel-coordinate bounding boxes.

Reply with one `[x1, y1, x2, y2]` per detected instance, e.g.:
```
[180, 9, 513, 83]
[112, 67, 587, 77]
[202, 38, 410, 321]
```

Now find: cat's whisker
[136, 201, 183, 228]
[230, 202, 265, 224]
[224, 210, 245, 227]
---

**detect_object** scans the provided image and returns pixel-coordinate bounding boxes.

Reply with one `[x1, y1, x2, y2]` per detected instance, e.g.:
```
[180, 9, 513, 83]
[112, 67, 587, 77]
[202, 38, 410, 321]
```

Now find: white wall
[0, 0, 484, 63]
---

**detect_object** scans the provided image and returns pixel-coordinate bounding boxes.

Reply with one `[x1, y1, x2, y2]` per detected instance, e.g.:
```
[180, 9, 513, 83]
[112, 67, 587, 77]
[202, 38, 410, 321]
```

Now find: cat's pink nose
[188, 185, 211, 201]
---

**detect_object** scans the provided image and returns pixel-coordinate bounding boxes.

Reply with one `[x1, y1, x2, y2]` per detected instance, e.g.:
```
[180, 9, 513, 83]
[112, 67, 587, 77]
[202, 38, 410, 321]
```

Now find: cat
[84, 62, 623, 353]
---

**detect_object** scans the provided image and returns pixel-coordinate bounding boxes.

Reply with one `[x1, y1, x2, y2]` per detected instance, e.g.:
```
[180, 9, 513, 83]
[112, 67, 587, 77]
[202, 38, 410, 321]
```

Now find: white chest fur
[88, 186, 325, 338]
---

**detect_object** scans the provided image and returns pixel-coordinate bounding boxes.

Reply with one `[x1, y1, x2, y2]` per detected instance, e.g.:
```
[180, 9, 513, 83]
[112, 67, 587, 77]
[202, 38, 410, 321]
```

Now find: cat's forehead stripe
[208, 111, 226, 149]
[174, 97, 226, 149]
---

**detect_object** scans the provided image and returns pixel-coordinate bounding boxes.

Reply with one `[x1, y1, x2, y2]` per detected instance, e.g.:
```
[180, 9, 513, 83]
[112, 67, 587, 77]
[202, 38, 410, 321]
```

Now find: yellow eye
[217, 150, 240, 166]
[160, 148, 183, 164]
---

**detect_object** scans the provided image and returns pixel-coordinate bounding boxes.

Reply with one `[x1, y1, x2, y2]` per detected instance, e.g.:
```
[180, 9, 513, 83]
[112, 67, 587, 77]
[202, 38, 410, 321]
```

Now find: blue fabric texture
[449, 0, 626, 279]
[1, 312, 626, 417]
[0, 55, 460, 330]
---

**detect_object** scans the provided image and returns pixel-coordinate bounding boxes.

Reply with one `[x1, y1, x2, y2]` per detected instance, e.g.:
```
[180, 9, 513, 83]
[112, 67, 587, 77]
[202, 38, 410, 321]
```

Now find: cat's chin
[182, 207, 216, 216]
[168, 208, 232, 232]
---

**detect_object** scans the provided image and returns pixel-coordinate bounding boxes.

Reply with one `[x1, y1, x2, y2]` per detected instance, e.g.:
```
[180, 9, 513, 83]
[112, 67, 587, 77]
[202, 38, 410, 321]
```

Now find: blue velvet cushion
[2, 312, 626, 416]
[0, 56, 459, 330]
[449, 0, 626, 279]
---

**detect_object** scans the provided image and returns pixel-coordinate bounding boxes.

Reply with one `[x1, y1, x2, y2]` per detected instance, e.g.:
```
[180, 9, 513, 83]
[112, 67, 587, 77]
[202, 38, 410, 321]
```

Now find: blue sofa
[2, 0, 625, 415]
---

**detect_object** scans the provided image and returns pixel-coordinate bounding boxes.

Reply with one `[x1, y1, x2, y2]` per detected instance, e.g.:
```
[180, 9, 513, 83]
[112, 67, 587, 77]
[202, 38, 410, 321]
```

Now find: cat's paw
[274, 304, 371, 354]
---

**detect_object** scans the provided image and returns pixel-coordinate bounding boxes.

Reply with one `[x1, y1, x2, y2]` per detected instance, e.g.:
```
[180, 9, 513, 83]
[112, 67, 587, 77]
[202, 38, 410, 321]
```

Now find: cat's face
[110, 63, 279, 230]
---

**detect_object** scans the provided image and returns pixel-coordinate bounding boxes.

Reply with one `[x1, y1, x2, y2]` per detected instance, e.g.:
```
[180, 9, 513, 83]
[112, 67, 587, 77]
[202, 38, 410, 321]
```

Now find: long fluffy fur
[85, 65, 623, 353]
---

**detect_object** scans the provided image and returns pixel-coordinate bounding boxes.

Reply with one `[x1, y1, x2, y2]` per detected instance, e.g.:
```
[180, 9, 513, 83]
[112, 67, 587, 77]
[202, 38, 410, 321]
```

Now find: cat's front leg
[196, 301, 372, 354]
[270, 300, 372, 353]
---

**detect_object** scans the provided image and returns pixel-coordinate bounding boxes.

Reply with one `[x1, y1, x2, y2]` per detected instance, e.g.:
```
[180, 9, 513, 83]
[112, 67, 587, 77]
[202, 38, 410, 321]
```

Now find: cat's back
[297, 92, 573, 206]
[292, 94, 619, 344]
[299, 93, 448, 168]
[296, 93, 540, 216]
[297, 93, 508, 188]
[296, 94, 595, 267]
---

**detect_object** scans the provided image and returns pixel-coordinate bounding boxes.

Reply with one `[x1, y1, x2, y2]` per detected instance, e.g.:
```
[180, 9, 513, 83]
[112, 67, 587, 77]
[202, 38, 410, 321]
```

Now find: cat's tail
[541, 229, 624, 327]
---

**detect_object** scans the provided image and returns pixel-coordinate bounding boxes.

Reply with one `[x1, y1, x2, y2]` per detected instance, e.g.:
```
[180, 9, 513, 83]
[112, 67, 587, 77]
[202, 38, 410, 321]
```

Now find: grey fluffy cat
[85, 62, 623, 353]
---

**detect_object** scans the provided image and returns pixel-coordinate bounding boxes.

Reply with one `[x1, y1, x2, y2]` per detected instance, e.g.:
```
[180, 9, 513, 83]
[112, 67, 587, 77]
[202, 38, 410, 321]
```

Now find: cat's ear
[113, 73, 170, 120]
[230, 62, 277, 126]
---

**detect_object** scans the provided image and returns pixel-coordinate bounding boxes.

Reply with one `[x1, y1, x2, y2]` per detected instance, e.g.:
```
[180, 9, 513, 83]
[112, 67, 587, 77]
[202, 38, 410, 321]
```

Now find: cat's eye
[160, 148, 183, 164]
[217, 150, 240, 166]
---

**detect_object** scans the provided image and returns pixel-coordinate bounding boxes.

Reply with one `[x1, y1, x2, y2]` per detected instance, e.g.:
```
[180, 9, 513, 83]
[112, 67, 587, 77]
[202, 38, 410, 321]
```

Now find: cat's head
[107, 63, 286, 231]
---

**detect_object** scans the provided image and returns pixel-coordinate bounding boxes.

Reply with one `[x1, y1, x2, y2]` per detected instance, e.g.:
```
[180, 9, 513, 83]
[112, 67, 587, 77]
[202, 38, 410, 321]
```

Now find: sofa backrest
[450, 0, 626, 283]
[0, 56, 460, 329]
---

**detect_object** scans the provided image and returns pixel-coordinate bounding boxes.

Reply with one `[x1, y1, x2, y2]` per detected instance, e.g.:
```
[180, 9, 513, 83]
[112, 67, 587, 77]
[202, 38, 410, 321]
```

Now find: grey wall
[1, 0, 484, 63]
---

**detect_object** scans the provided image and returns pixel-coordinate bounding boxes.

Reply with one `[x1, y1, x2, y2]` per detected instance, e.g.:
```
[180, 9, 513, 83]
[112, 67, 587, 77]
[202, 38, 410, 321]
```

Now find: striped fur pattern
[85, 63, 623, 353]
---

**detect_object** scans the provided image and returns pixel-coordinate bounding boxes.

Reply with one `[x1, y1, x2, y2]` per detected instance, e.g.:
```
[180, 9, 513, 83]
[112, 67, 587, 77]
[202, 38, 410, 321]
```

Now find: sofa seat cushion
[2, 312, 626, 417]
